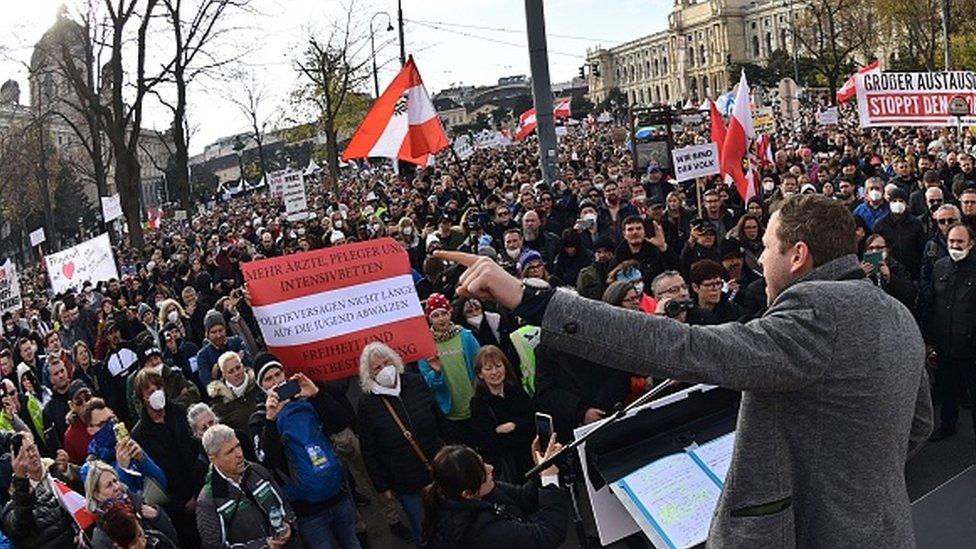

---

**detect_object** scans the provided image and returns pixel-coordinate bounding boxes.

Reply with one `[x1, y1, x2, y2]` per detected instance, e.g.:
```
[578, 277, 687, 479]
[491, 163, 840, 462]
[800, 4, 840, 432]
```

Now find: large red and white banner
[242, 238, 436, 381]
[854, 71, 976, 127]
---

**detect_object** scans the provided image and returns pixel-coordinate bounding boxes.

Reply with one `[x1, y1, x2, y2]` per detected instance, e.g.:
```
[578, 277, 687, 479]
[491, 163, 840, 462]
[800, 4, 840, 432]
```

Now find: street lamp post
[397, 0, 406, 66]
[233, 136, 246, 186]
[370, 12, 393, 98]
[786, 0, 799, 85]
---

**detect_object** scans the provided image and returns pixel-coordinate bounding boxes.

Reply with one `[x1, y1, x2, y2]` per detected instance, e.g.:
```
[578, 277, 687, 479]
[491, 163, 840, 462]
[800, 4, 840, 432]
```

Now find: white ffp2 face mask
[148, 389, 166, 411]
[868, 190, 883, 202]
[890, 201, 907, 215]
[375, 365, 398, 388]
[949, 248, 970, 262]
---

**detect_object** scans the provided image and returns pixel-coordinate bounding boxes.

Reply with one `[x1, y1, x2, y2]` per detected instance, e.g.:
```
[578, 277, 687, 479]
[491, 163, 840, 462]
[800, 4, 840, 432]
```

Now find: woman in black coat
[422, 443, 568, 549]
[451, 297, 518, 367]
[357, 342, 444, 546]
[468, 346, 535, 483]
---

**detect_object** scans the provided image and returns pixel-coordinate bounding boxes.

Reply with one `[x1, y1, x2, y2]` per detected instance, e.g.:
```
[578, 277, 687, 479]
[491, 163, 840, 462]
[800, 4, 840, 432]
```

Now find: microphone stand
[525, 378, 676, 549]
[526, 378, 677, 479]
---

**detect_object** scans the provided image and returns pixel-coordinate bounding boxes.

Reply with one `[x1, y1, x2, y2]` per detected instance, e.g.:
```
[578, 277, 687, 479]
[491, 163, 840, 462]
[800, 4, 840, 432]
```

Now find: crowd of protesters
[0, 93, 971, 548]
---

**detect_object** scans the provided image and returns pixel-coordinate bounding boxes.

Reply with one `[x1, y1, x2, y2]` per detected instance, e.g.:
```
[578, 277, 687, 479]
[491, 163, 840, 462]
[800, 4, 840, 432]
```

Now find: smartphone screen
[535, 413, 553, 443]
[275, 380, 301, 401]
[864, 250, 883, 270]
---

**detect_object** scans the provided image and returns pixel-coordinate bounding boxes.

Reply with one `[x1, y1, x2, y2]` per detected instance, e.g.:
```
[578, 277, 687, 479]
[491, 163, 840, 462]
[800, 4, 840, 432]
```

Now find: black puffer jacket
[427, 479, 568, 549]
[357, 372, 443, 494]
[1, 475, 76, 548]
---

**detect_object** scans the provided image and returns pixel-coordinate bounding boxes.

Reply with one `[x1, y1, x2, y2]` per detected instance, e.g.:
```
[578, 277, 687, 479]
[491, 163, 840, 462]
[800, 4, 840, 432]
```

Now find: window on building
[688, 47, 695, 67]
[700, 45, 706, 65]
[752, 35, 760, 57]
[664, 85, 670, 103]
[689, 77, 697, 101]
[765, 33, 772, 55]
[653, 59, 659, 77]
[654, 86, 660, 103]
[751, 22, 757, 29]
[780, 29, 787, 50]
[639, 89, 645, 103]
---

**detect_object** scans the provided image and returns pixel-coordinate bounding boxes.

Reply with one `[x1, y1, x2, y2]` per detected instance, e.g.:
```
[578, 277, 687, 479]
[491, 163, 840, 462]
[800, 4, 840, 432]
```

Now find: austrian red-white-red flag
[709, 98, 727, 168]
[516, 99, 572, 141]
[721, 70, 756, 201]
[342, 56, 448, 165]
[516, 108, 537, 141]
[554, 98, 571, 119]
[51, 478, 96, 529]
[836, 60, 880, 104]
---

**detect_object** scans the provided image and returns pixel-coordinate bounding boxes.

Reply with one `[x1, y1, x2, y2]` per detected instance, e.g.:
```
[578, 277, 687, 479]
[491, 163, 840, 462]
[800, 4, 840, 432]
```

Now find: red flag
[756, 134, 774, 165]
[709, 99, 727, 169]
[836, 60, 880, 104]
[516, 108, 537, 141]
[554, 98, 572, 119]
[343, 56, 448, 166]
[721, 71, 755, 202]
[52, 478, 96, 529]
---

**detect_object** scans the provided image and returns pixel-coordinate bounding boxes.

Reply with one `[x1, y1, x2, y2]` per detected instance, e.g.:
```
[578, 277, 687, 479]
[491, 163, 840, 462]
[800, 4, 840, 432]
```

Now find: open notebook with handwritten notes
[610, 432, 735, 549]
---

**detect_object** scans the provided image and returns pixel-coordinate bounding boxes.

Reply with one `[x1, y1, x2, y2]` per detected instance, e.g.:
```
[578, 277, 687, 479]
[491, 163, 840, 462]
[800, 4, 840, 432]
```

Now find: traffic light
[579, 66, 586, 78]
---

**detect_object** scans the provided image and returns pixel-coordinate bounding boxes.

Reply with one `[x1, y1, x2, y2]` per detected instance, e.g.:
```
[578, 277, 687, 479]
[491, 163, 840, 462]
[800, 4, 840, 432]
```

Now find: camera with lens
[664, 299, 695, 318]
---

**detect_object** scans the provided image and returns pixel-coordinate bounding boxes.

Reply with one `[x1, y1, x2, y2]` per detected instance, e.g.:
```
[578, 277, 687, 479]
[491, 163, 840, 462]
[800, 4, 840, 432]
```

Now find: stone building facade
[586, 0, 801, 106]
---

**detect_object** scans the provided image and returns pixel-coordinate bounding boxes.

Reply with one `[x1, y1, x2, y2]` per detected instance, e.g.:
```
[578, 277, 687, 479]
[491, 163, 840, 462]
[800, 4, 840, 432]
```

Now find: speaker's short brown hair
[775, 195, 857, 267]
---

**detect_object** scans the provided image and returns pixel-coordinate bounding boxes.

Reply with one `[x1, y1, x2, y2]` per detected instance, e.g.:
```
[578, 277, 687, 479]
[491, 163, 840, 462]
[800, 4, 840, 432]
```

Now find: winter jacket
[418, 329, 481, 416]
[924, 252, 976, 359]
[469, 385, 535, 480]
[426, 479, 568, 549]
[207, 370, 261, 433]
[132, 403, 206, 507]
[874, 212, 927, 279]
[0, 476, 77, 548]
[576, 261, 612, 301]
[534, 344, 631, 443]
[125, 365, 201, 421]
[195, 336, 252, 386]
[196, 463, 301, 549]
[357, 373, 443, 495]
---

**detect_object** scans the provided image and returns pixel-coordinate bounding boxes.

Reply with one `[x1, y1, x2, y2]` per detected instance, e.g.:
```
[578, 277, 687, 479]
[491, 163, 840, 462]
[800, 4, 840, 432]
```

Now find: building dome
[0, 80, 19, 105]
[29, 5, 87, 111]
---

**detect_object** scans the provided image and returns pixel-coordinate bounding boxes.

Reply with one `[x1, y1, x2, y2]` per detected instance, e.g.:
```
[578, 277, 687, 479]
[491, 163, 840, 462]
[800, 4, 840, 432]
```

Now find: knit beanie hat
[254, 351, 284, 386]
[204, 310, 225, 333]
[425, 293, 451, 317]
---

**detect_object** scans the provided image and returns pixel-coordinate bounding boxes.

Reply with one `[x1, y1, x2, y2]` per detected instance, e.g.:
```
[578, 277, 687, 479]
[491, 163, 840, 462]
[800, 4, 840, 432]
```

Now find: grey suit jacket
[541, 254, 932, 548]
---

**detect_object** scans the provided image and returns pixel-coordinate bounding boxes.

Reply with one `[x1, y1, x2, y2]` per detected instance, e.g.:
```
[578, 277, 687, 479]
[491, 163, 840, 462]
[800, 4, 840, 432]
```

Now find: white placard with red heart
[44, 233, 118, 294]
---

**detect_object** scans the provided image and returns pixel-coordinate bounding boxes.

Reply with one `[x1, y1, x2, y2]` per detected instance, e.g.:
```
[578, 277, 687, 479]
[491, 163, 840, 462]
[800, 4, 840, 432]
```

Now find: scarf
[433, 324, 461, 343]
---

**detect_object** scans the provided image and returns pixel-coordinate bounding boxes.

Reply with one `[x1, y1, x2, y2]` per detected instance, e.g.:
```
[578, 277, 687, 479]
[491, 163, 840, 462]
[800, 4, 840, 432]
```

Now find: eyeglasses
[659, 283, 688, 296]
[937, 218, 959, 225]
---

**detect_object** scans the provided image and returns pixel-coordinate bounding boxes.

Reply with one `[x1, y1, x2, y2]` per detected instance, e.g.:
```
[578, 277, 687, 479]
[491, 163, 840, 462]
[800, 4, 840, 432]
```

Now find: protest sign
[753, 106, 776, 133]
[671, 143, 720, 182]
[453, 135, 474, 160]
[282, 171, 307, 220]
[854, 71, 976, 127]
[101, 194, 123, 222]
[242, 238, 436, 381]
[818, 107, 840, 125]
[44, 233, 118, 294]
[29, 228, 45, 247]
[0, 260, 21, 314]
[267, 170, 286, 199]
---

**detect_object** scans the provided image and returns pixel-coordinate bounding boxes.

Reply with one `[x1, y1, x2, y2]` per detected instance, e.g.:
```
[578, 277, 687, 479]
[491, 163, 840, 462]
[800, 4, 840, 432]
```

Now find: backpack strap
[381, 397, 433, 474]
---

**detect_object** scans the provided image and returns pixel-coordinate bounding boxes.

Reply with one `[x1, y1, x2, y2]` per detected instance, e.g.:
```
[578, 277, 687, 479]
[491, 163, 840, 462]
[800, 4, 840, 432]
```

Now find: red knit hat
[425, 293, 451, 317]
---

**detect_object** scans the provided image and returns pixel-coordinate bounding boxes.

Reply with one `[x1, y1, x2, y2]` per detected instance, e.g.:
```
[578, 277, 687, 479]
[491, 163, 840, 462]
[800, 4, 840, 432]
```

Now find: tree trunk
[116, 153, 144, 250]
[323, 117, 340, 196]
[173, 69, 191, 210]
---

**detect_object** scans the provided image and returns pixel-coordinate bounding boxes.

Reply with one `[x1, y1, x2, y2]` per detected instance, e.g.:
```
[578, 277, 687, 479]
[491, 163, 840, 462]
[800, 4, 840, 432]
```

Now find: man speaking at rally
[437, 194, 932, 548]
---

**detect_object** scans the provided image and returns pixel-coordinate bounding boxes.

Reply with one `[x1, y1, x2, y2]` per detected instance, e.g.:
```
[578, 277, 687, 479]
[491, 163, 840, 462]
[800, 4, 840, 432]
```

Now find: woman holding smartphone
[421, 437, 568, 549]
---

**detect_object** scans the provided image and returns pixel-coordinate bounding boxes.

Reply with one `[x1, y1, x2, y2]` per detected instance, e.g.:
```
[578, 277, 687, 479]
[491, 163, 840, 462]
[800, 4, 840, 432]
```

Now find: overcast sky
[0, 0, 670, 154]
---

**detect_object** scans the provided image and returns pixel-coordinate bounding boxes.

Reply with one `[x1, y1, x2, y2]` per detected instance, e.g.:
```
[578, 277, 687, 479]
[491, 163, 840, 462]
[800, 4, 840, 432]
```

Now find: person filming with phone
[250, 352, 361, 549]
